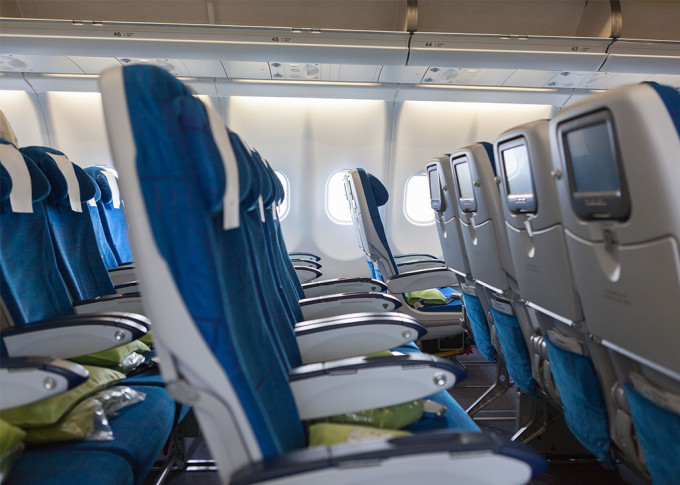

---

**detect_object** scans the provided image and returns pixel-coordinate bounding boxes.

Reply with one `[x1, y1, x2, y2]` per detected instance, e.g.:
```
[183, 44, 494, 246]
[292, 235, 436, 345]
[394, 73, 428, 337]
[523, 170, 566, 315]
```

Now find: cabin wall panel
[44, 91, 111, 166]
[225, 95, 388, 279]
[0, 89, 48, 147]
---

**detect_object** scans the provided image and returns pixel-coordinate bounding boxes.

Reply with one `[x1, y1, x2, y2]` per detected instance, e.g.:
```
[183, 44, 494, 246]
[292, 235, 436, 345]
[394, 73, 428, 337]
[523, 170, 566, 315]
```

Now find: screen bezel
[427, 165, 443, 211]
[451, 155, 477, 213]
[557, 109, 630, 221]
[498, 136, 538, 214]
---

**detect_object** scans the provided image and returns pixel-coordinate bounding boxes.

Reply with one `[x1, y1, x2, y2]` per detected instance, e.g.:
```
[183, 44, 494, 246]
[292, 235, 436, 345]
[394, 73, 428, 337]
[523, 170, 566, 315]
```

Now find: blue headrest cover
[367, 173, 389, 207]
[88, 172, 102, 203]
[251, 150, 275, 207]
[228, 130, 258, 211]
[478, 142, 497, 176]
[0, 139, 51, 204]
[20, 146, 96, 204]
[84, 166, 112, 204]
[0, 161, 12, 202]
[646, 82, 680, 139]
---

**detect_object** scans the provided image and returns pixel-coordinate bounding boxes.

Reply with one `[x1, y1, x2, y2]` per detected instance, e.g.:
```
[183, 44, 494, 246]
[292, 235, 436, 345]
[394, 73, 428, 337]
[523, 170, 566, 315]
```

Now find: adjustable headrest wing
[228, 130, 259, 212]
[367, 173, 389, 207]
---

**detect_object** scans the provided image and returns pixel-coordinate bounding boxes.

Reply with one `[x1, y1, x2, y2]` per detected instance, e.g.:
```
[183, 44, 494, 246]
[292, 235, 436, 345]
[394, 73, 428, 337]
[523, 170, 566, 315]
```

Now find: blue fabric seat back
[122, 64, 305, 457]
[0, 140, 75, 324]
[83, 167, 119, 270]
[21, 146, 116, 302]
[86, 166, 134, 265]
[356, 168, 400, 279]
[84, 167, 118, 269]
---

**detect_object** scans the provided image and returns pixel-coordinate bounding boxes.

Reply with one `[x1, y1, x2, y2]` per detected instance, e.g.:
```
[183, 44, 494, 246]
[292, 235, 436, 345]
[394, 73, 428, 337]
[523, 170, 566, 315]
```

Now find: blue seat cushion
[489, 306, 536, 397]
[8, 385, 175, 485]
[544, 337, 611, 466]
[462, 293, 495, 363]
[624, 382, 680, 485]
[391, 344, 480, 433]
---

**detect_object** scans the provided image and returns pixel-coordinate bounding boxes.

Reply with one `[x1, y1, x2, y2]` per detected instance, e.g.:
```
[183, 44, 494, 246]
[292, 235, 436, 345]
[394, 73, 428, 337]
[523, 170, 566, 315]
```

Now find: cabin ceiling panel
[619, 1, 680, 40]
[502, 69, 561, 88]
[421, 67, 514, 86]
[179, 59, 227, 78]
[602, 40, 680, 74]
[221, 61, 271, 79]
[0, 54, 82, 73]
[0, 73, 30, 90]
[378, 65, 427, 84]
[214, 79, 396, 101]
[68, 56, 122, 74]
[646, 73, 680, 89]
[395, 85, 573, 107]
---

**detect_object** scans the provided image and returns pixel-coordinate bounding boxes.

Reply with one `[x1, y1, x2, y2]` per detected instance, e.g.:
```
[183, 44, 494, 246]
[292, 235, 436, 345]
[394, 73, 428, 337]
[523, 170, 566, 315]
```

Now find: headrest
[251, 150, 276, 208]
[84, 166, 121, 208]
[21, 146, 95, 212]
[478, 141, 497, 176]
[0, 161, 12, 202]
[0, 111, 18, 146]
[87, 172, 102, 205]
[228, 130, 259, 212]
[646, 82, 680, 138]
[367, 173, 389, 207]
[0, 139, 50, 212]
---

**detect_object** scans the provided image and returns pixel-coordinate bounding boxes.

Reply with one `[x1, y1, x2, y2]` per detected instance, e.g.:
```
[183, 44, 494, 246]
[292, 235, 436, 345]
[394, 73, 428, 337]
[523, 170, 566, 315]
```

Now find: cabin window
[404, 171, 435, 226]
[326, 170, 352, 225]
[274, 169, 290, 220]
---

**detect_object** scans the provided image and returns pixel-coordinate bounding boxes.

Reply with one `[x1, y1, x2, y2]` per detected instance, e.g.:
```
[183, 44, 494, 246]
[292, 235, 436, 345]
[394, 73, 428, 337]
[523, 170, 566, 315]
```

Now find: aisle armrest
[294, 312, 425, 364]
[386, 268, 458, 294]
[289, 353, 463, 419]
[0, 356, 89, 410]
[396, 260, 446, 271]
[2, 313, 149, 358]
[74, 292, 146, 315]
[394, 253, 440, 263]
[299, 292, 401, 320]
[289, 252, 321, 262]
[302, 277, 387, 298]
[108, 265, 137, 286]
[295, 266, 322, 284]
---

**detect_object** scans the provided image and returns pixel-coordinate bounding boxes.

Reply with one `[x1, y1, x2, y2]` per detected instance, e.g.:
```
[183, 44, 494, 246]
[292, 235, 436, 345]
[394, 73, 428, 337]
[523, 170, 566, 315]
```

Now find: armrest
[108, 266, 137, 286]
[396, 260, 446, 271]
[299, 293, 401, 320]
[73, 292, 146, 315]
[289, 353, 463, 420]
[114, 281, 140, 294]
[394, 253, 440, 263]
[294, 312, 425, 364]
[0, 356, 89, 410]
[231, 430, 546, 484]
[302, 277, 387, 299]
[1, 313, 149, 359]
[386, 268, 458, 294]
[290, 259, 322, 270]
[295, 266, 322, 284]
[289, 252, 321, 262]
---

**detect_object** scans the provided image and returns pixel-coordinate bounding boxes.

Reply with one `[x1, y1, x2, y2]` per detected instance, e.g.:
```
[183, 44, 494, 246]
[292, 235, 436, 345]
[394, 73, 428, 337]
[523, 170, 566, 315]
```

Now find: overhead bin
[0, 19, 410, 66]
[601, 39, 680, 75]
[408, 33, 610, 72]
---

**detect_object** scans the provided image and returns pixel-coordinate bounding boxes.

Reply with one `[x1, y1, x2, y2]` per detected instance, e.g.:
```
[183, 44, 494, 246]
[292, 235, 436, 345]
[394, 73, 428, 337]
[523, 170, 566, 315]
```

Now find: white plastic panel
[68, 56, 122, 74]
[388, 101, 554, 257]
[503, 69, 562, 88]
[0, 54, 81, 74]
[409, 34, 610, 72]
[225, 96, 389, 278]
[0, 89, 47, 146]
[46, 91, 112, 166]
[221, 61, 271, 80]
[603, 40, 680, 75]
[378, 66, 427, 84]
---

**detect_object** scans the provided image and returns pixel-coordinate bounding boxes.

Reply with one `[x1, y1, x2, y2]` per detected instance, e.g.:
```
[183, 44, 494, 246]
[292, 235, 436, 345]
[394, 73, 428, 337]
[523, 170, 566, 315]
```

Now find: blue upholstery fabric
[489, 306, 536, 396]
[86, 166, 134, 265]
[0, 161, 11, 201]
[0, 142, 74, 323]
[123, 65, 305, 457]
[8, 385, 174, 485]
[392, 344, 480, 433]
[647, 82, 680, 139]
[624, 383, 680, 485]
[357, 169, 399, 274]
[462, 293, 495, 363]
[479, 142, 497, 176]
[83, 167, 119, 270]
[544, 337, 611, 465]
[7, 450, 134, 485]
[21, 147, 116, 303]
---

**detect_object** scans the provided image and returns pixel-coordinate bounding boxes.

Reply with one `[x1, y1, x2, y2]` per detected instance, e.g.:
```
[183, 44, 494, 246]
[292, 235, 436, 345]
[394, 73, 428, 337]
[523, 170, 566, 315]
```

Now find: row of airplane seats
[426, 81, 680, 484]
[96, 63, 547, 484]
[0, 116, 191, 484]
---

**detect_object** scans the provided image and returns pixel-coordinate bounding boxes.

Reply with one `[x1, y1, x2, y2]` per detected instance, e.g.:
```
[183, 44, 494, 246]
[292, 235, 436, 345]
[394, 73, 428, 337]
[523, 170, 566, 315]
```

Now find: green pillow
[71, 340, 151, 367]
[0, 366, 125, 429]
[320, 400, 423, 430]
[139, 330, 153, 346]
[308, 422, 410, 447]
[404, 288, 447, 306]
[0, 419, 25, 483]
[23, 398, 111, 444]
